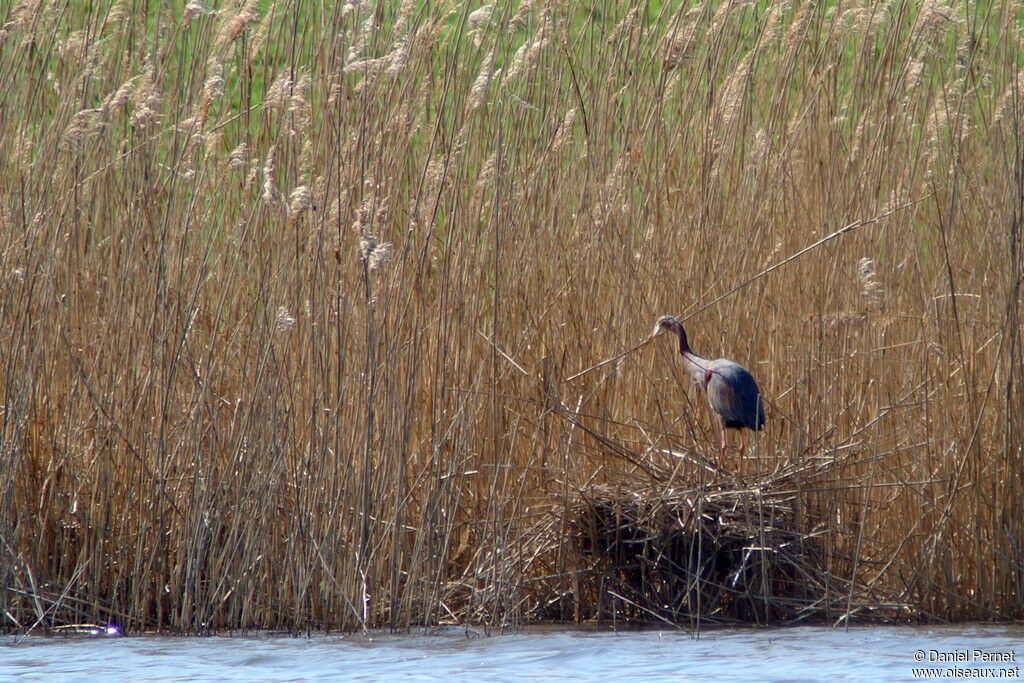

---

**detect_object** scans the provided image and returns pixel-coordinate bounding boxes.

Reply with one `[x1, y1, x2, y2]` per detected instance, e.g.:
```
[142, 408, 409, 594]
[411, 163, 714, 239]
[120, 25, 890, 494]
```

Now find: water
[2, 625, 1021, 681]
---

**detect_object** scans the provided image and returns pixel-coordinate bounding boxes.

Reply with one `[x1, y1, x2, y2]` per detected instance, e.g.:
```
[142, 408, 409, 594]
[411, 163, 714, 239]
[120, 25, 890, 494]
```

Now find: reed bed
[1, 0, 1022, 633]
[544, 448, 901, 628]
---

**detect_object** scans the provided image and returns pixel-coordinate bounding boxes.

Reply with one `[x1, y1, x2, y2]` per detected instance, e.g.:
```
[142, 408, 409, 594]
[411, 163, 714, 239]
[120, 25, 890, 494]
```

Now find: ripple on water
[1, 625, 1021, 682]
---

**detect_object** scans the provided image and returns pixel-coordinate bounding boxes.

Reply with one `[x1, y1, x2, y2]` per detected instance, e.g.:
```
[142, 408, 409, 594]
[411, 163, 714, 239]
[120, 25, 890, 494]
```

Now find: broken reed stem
[568, 198, 929, 384]
[685, 196, 932, 321]
[565, 336, 654, 382]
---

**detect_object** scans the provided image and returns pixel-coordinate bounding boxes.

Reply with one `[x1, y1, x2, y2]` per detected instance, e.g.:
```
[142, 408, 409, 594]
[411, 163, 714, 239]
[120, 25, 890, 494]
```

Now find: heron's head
[652, 315, 683, 338]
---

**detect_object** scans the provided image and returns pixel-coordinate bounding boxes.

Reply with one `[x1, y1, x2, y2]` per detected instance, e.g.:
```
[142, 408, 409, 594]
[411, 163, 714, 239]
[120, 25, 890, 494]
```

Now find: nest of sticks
[554, 455, 877, 628]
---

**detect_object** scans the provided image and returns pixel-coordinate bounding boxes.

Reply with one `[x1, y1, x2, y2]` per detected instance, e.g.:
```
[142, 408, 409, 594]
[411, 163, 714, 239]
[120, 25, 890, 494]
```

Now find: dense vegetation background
[1, 0, 1022, 632]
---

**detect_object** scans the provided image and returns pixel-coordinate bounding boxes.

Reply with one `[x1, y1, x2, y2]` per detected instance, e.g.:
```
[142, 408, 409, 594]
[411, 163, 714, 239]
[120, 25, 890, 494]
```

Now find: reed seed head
[359, 235, 392, 272]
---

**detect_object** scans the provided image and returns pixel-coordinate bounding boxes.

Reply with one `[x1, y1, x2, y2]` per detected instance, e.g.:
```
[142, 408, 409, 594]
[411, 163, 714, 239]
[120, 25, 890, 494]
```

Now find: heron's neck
[676, 328, 690, 355]
[677, 334, 707, 384]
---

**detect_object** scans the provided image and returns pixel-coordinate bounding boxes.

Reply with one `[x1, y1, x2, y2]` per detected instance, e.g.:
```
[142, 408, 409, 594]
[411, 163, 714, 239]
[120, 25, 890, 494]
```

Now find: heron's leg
[738, 430, 747, 478]
[718, 429, 728, 473]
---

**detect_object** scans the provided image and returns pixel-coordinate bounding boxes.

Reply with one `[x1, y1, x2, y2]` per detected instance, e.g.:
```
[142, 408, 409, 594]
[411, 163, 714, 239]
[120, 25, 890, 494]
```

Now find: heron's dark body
[705, 360, 766, 431]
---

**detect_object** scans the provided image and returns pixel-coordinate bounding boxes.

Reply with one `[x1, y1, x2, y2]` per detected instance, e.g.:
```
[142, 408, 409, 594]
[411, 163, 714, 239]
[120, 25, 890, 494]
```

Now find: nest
[561, 458, 868, 628]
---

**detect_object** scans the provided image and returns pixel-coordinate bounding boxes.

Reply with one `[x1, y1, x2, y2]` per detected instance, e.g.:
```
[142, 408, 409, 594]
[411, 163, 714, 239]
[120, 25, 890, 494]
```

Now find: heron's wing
[706, 365, 746, 425]
[734, 371, 766, 429]
[707, 360, 766, 429]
